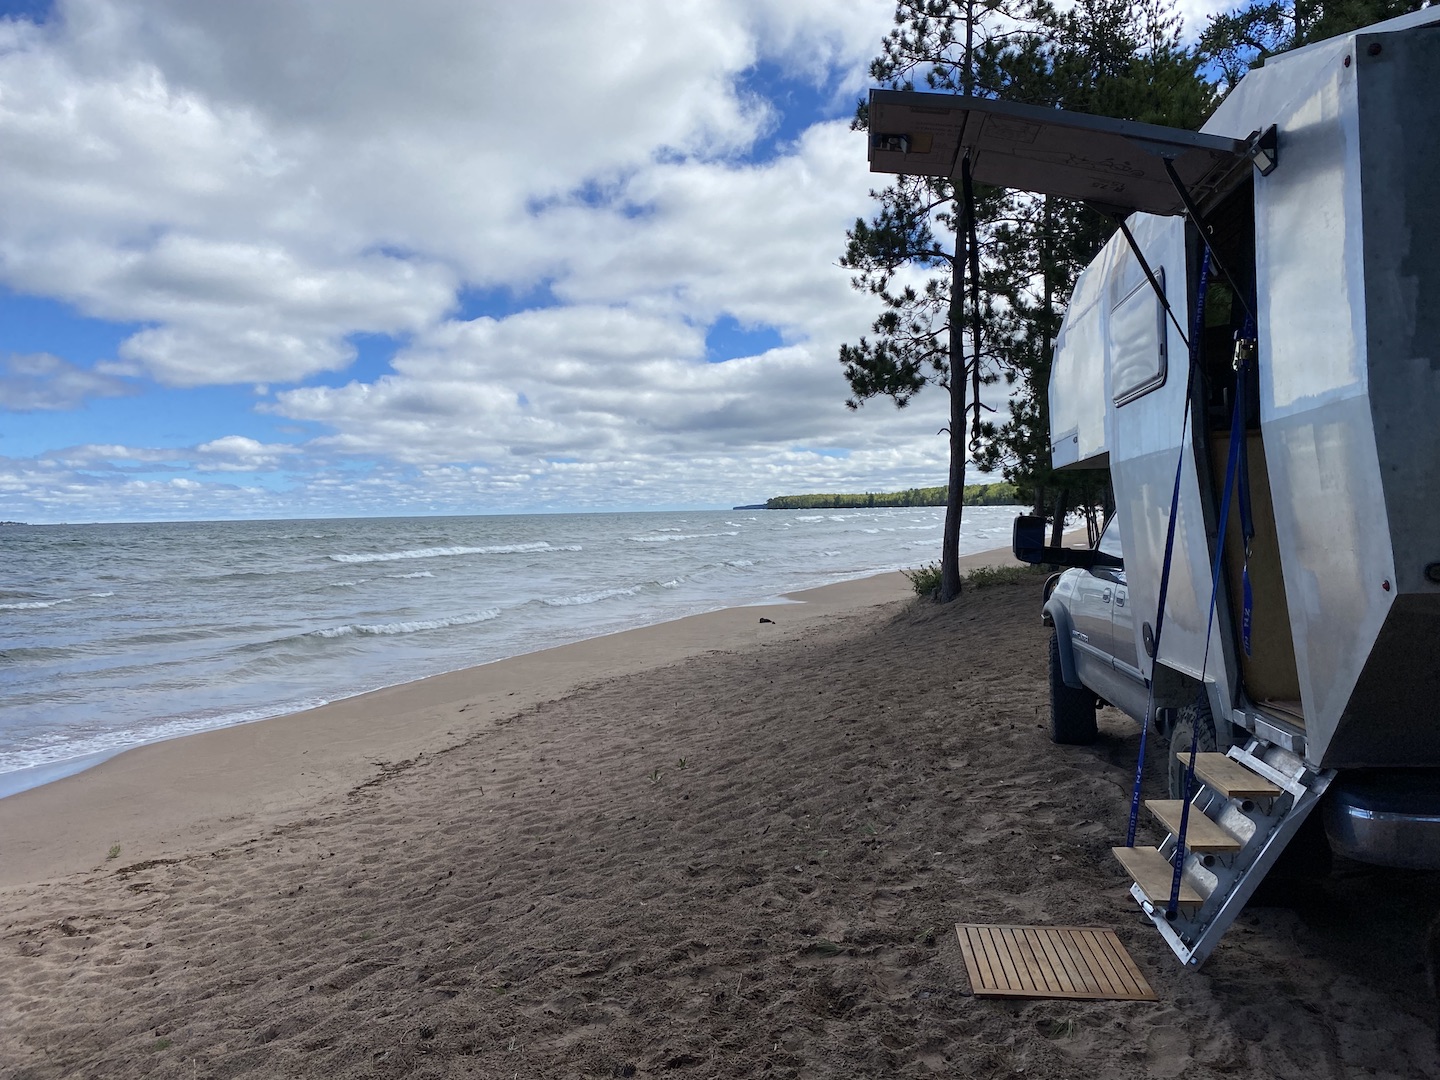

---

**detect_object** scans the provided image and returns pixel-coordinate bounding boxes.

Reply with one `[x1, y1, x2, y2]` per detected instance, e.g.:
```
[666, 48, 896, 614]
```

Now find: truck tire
[1049, 631, 1097, 744]
[1168, 693, 1218, 801]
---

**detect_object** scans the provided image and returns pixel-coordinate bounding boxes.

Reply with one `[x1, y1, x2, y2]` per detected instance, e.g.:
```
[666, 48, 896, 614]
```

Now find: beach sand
[2, 559, 1439, 1078]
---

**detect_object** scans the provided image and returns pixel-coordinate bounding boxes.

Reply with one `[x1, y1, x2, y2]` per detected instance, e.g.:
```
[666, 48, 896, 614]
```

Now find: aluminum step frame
[1129, 739, 1334, 968]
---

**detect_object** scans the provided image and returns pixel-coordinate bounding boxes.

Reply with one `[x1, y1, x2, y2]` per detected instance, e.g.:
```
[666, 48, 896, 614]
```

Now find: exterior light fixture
[1251, 125, 1279, 176]
[872, 133, 910, 154]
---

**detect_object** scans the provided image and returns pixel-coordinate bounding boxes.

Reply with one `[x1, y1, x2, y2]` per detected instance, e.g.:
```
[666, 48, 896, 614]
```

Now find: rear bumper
[1323, 770, 1440, 870]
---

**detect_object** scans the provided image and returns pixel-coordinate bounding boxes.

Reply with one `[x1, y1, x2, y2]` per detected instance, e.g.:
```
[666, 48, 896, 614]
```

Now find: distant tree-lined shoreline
[756, 483, 1019, 511]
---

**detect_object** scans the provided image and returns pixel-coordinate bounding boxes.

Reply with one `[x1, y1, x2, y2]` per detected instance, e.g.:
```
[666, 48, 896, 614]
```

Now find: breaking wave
[627, 532, 739, 544]
[542, 586, 643, 607]
[309, 609, 502, 638]
[329, 542, 578, 563]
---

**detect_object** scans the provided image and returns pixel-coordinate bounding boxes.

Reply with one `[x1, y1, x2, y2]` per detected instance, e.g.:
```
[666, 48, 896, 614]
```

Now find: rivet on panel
[1367, 42, 1383, 56]
[1382, 579, 1392, 592]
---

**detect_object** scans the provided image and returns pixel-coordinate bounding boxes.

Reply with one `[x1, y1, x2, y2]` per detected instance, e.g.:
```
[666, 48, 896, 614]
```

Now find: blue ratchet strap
[1125, 250, 1211, 848]
[1168, 355, 1247, 919]
[1235, 311, 1258, 656]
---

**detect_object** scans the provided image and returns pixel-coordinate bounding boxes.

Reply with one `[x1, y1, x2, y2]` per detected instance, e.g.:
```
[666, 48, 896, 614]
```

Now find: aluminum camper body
[865, 12, 1440, 940]
[1047, 10, 1440, 777]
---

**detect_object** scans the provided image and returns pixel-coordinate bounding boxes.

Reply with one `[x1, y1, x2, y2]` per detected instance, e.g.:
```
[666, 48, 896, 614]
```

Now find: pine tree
[839, 0, 1024, 602]
[969, 0, 1213, 536]
[1199, 0, 1430, 88]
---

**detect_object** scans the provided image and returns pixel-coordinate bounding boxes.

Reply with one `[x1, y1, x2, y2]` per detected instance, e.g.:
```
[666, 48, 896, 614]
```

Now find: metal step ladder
[1113, 738, 1334, 967]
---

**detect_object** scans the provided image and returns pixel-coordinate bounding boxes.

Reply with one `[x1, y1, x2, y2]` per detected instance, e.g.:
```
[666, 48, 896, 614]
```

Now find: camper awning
[867, 90, 1249, 215]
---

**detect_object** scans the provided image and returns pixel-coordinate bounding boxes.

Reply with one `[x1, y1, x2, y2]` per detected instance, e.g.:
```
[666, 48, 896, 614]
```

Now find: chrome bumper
[1324, 774, 1440, 870]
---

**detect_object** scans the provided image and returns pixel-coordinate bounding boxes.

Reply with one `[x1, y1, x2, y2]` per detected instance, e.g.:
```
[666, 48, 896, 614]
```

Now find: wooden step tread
[1112, 846, 1204, 910]
[1144, 800, 1242, 852]
[1185, 752, 1282, 799]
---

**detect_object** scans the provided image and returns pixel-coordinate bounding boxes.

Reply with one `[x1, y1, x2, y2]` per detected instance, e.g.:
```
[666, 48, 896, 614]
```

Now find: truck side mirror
[1012, 515, 1049, 564]
[1011, 514, 1122, 571]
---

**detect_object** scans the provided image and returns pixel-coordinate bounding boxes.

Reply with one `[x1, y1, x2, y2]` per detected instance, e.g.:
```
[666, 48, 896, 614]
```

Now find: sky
[0, 0, 1235, 523]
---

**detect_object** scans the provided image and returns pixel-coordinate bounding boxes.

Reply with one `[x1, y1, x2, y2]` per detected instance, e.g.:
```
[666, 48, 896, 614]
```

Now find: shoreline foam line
[0, 544, 1028, 889]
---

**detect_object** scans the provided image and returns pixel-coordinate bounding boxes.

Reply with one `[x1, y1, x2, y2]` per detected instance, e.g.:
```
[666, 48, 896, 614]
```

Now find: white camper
[865, 8, 1440, 966]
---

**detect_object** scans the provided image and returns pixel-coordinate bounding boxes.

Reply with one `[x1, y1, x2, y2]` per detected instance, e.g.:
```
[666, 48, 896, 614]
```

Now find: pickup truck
[1038, 517, 1222, 804]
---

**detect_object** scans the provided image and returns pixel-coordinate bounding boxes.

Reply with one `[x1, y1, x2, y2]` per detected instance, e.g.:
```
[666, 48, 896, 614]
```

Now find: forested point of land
[760, 484, 1020, 510]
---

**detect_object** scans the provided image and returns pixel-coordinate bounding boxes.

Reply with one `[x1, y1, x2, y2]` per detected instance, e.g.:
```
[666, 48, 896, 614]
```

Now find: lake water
[0, 505, 1022, 795]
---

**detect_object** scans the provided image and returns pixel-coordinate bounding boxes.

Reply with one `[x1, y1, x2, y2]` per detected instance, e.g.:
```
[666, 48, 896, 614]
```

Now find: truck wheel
[1168, 694, 1217, 801]
[1049, 632, 1097, 744]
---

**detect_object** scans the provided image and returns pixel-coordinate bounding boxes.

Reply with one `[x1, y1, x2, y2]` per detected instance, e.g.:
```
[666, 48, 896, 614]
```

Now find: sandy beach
[3, 559, 1439, 1078]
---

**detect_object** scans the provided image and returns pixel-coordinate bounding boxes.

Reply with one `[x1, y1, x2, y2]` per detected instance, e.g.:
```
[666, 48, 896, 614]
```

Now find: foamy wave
[0, 598, 75, 610]
[0, 697, 331, 776]
[328, 580, 364, 588]
[627, 531, 738, 543]
[542, 586, 642, 607]
[726, 559, 754, 567]
[795, 515, 825, 522]
[330, 541, 569, 563]
[388, 570, 435, 579]
[311, 609, 501, 638]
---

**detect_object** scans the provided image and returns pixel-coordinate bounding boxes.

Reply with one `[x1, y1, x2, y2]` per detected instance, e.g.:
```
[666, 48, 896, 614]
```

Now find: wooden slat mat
[956, 924, 1156, 1001]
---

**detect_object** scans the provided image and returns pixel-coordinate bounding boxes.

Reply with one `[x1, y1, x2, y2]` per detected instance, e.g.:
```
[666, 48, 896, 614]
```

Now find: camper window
[1110, 268, 1168, 405]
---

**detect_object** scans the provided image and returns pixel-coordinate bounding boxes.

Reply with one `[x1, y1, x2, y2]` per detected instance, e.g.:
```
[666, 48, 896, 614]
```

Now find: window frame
[1110, 266, 1169, 407]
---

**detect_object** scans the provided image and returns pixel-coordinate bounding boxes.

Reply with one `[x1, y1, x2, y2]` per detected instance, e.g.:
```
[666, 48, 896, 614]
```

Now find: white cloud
[0, 351, 137, 410]
[4, 0, 1128, 521]
[46, 435, 299, 472]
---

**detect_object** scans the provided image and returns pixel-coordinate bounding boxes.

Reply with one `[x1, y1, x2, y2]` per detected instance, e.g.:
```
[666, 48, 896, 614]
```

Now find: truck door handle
[1115, 594, 1126, 607]
[1102, 589, 1113, 603]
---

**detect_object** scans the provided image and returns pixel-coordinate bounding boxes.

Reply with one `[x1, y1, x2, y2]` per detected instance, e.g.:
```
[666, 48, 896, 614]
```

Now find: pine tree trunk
[1049, 488, 1067, 547]
[1043, 201, 1062, 550]
[939, 0, 978, 604]
[939, 230, 968, 603]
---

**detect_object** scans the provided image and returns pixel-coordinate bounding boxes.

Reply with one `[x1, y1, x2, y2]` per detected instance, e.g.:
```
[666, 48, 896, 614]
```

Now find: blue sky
[0, 0, 1232, 522]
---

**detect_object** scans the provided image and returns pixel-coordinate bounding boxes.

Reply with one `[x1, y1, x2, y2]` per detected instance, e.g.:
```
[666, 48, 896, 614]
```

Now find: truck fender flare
[1044, 601, 1084, 690]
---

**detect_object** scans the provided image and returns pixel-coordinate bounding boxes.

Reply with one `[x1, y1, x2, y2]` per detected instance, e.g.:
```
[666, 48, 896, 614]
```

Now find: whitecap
[627, 532, 738, 544]
[0, 598, 75, 610]
[330, 542, 560, 563]
[311, 609, 501, 638]
[542, 586, 642, 607]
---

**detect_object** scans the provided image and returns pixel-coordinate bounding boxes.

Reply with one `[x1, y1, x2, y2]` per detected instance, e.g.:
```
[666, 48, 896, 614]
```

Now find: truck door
[1069, 516, 1127, 693]
[1101, 523, 1142, 681]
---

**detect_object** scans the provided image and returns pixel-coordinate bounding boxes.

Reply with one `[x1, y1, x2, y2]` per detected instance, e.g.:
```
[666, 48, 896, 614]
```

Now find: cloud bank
[0, 0, 1232, 521]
